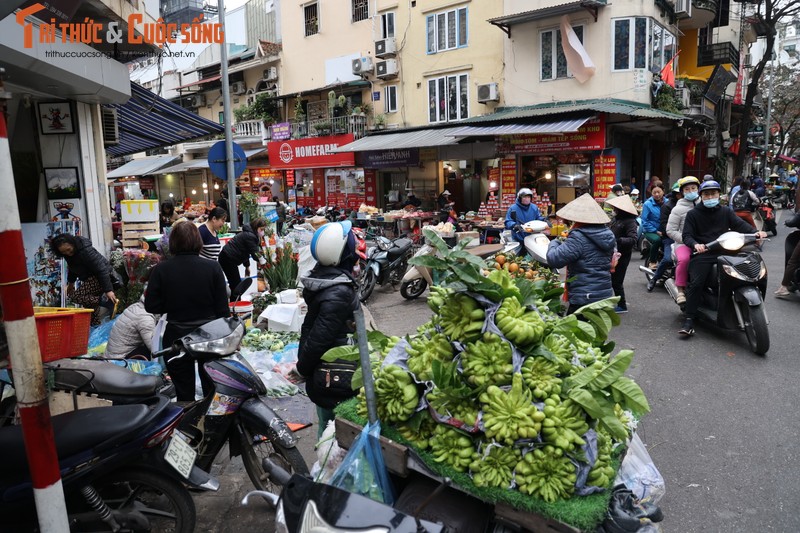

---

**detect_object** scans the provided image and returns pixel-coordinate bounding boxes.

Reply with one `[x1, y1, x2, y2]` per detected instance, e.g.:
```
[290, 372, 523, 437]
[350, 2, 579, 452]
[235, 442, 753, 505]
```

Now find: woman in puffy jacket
[607, 195, 639, 314]
[217, 218, 268, 297]
[666, 176, 700, 305]
[546, 194, 615, 315]
[640, 184, 665, 268]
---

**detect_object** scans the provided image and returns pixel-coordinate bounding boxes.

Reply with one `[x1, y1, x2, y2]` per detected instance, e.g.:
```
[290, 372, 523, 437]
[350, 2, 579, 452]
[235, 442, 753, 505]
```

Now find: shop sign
[500, 158, 517, 208]
[313, 169, 325, 206]
[357, 149, 419, 168]
[138, 177, 155, 189]
[249, 168, 282, 181]
[495, 116, 605, 155]
[270, 122, 291, 141]
[267, 134, 355, 169]
[593, 153, 618, 196]
[286, 170, 295, 187]
[364, 169, 377, 204]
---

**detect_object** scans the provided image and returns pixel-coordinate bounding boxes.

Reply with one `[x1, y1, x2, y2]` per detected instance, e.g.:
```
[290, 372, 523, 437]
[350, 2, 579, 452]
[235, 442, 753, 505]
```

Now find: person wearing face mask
[217, 218, 268, 297]
[679, 180, 767, 336]
[505, 187, 544, 244]
[665, 177, 701, 304]
[640, 185, 665, 269]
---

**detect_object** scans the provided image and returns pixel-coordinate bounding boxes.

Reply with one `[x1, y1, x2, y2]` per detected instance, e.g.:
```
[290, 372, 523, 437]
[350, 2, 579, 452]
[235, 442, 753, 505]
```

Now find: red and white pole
[0, 71, 70, 531]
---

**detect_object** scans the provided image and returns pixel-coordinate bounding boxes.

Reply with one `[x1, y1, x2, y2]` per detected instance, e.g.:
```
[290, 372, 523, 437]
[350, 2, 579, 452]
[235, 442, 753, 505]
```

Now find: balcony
[233, 120, 273, 144]
[289, 115, 368, 140]
[697, 42, 739, 68]
[676, 0, 718, 30]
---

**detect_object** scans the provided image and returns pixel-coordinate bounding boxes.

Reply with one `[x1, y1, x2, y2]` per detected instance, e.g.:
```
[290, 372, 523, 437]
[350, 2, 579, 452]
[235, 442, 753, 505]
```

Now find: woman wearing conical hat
[606, 195, 640, 314]
[546, 193, 615, 314]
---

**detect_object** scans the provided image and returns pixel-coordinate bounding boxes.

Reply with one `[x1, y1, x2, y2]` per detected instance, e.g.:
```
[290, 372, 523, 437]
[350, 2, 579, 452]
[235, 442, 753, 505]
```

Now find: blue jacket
[546, 225, 616, 306]
[504, 200, 543, 242]
[640, 197, 663, 233]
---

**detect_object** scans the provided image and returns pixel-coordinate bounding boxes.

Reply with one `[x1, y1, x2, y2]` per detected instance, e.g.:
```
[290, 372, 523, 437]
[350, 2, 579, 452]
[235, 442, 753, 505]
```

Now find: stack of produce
[485, 253, 560, 283]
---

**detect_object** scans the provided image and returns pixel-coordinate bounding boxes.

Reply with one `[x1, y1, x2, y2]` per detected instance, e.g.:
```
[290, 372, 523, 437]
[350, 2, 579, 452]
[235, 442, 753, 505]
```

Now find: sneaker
[646, 279, 657, 292]
[679, 318, 695, 336]
[648, 262, 658, 270]
[614, 305, 628, 314]
[676, 292, 686, 305]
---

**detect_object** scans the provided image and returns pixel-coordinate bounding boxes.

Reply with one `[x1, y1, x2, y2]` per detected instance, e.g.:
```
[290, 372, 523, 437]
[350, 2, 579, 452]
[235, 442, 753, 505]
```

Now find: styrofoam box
[121, 200, 159, 222]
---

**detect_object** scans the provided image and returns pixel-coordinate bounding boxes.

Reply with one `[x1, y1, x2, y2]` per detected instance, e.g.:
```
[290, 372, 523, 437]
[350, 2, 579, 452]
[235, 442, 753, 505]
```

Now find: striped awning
[104, 83, 224, 157]
[447, 117, 591, 137]
[107, 155, 180, 178]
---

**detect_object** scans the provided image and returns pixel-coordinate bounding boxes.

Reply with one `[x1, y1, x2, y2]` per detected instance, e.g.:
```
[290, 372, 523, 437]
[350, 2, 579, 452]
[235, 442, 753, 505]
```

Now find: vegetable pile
[242, 329, 299, 352]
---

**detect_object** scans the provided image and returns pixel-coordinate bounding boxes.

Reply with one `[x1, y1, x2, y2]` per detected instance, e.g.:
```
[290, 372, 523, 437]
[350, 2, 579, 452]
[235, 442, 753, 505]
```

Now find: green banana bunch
[427, 286, 451, 313]
[541, 333, 579, 374]
[614, 403, 634, 439]
[479, 373, 544, 445]
[515, 445, 577, 502]
[540, 397, 587, 453]
[469, 444, 521, 488]
[586, 429, 616, 488]
[521, 356, 563, 400]
[429, 424, 478, 472]
[416, 321, 436, 337]
[558, 398, 590, 437]
[374, 364, 419, 423]
[494, 297, 545, 348]
[395, 412, 437, 451]
[382, 335, 402, 357]
[427, 388, 479, 427]
[461, 333, 513, 388]
[355, 387, 368, 419]
[406, 333, 453, 381]
[435, 292, 485, 342]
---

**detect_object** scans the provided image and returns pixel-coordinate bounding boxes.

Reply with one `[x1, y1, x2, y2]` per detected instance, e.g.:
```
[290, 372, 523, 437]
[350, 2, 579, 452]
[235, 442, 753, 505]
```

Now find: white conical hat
[606, 194, 638, 215]
[556, 193, 610, 224]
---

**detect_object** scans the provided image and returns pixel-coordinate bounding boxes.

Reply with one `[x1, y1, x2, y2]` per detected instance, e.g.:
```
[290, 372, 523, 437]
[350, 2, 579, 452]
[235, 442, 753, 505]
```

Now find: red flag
[729, 137, 740, 156]
[660, 50, 681, 88]
[684, 138, 697, 167]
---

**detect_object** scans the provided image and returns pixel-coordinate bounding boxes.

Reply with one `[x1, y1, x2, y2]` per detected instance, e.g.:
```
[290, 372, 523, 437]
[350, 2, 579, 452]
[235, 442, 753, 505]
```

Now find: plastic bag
[107, 359, 163, 376]
[259, 370, 299, 397]
[329, 422, 395, 505]
[614, 432, 665, 504]
[310, 420, 347, 484]
[88, 320, 117, 350]
[599, 484, 663, 533]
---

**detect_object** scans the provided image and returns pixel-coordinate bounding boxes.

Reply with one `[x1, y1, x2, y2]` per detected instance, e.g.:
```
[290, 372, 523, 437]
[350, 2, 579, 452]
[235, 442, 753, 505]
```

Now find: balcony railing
[233, 120, 273, 143]
[697, 42, 739, 68]
[290, 115, 368, 140]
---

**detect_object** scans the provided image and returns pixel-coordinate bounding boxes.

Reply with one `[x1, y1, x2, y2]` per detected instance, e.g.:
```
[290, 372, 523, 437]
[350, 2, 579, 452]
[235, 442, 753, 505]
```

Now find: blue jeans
[650, 238, 674, 282]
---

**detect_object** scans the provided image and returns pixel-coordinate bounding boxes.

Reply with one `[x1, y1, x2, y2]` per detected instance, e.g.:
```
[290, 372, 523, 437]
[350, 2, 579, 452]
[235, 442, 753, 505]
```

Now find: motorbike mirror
[231, 278, 253, 301]
[717, 232, 746, 251]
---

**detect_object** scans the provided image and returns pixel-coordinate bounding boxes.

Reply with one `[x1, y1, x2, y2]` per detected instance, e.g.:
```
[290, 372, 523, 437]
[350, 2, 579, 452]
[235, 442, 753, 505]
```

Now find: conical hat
[606, 194, 638, 215]
[556, 193, 610, 224]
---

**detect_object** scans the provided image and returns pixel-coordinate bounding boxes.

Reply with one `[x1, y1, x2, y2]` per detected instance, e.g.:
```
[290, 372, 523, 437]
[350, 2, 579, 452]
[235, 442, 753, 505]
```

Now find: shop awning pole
[0, 70, 70, 532]
[218, 0, 239, 230]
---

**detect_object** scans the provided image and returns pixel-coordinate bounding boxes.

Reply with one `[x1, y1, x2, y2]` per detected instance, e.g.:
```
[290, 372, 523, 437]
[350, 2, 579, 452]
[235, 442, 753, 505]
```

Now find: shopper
[273, 196, 287, 234]
[159, 200, 179, 231]
[199, 207, 227, 261]
[607, 195, 640, 314]
[546, 193, 615, 315]
[215, 190, 229, 215]
[296, 221, 360, 437]
[106, 293, 158, 359]
[50, 234, 118, 326]
[144, 221, 229, 400]
[218, 218, 268, 297]
[640, 184, 665, 269]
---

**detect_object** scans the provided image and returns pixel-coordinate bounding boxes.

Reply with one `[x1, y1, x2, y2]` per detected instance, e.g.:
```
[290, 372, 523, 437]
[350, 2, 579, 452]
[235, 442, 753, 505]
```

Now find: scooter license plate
[164, 433, 197, 479]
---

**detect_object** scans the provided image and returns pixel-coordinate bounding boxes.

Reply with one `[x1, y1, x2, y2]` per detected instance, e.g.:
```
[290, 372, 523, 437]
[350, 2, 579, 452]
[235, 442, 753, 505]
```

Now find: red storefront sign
[249, 168, 282, 180]
[593, 154, 617, 196]
[364, 169, 377, 205]
[313, 169, 325, 207]
[285, 170, 295, 187]
[267, 134, 356, 169]
[496, 116, 606, 155]
[500, 158, 517, 208]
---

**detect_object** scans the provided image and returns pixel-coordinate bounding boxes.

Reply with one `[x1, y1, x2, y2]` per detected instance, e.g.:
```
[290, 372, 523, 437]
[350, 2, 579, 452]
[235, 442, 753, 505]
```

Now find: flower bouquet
[259, 241, 299, 293]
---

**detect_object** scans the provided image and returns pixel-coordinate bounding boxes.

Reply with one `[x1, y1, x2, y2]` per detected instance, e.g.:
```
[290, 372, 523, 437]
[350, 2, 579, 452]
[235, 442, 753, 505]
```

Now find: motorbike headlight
[186, 323, 245, 355]
[759, 262, 767, 279]
[722, 264, 752, 281]
[376, 237, 392, 251]
[298, 500, 389, 533]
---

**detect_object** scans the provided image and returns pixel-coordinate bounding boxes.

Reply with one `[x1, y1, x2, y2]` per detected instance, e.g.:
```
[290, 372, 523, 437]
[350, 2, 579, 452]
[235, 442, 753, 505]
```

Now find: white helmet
[517, 188, 533, 200]
[310, 221, 353, 266]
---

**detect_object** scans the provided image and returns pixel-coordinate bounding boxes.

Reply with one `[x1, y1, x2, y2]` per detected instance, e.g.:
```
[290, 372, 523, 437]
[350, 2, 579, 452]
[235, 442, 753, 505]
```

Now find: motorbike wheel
[86, 468, 196, 533]
[359, 269, 377, 303]
[240, 422, 309, 493]
[400, 278, 428, 300]
[741, 302, 770, 355]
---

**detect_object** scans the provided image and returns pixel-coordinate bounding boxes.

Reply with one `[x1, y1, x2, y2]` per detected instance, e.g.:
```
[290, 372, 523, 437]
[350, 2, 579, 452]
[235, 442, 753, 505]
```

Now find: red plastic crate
[33, 307, 93, 362]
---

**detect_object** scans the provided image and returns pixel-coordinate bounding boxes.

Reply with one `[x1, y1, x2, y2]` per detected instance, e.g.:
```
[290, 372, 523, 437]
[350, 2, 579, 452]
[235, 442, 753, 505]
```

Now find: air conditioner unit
[231, 81, 246, 95]
[189, 94, 206, 108]
[477, 83, 500, 103]
[263, 67, 278, 81]
[352, 56, 374, 77]
[375, 37, 396, 58]
[676, 87, 691, 109]
[101, 108, 119, 146]
[675, 0, 692, 18]
[375, 59, 398, 79]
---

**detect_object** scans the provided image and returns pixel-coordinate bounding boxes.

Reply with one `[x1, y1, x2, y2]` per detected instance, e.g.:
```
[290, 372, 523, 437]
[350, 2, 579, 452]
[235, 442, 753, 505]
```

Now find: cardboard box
[121, 200, 159, 222]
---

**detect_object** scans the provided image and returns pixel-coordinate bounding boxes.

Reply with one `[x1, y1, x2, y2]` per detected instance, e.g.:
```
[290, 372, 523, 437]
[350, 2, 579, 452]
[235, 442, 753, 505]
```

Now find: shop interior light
[214, 183, 219, 190]
[254, 177, 260, 182]
[269, 179, 274, 185]
[169, 192, 174, 198]
[545, 172, 552, 180]
[489, 181, 497, 188]
[202, 182, 208, 188]
[192, 189, 197, 194]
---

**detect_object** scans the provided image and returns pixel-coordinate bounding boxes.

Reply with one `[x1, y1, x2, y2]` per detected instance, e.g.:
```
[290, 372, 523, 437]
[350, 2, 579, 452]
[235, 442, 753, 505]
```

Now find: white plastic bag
[615, 432, 666, 504]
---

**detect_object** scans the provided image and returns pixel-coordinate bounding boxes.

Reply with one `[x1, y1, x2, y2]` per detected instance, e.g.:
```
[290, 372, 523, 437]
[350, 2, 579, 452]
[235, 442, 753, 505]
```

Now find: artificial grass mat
[335, 398, 618, 532]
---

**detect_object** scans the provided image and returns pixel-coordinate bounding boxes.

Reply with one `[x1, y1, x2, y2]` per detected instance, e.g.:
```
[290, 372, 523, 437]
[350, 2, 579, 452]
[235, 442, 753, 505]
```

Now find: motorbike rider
[297, 221, 361, 437]
[640, 184, 665, 269]
[647, 182, 681, 291]
[775, 210, 800, 298]
[679, 180, 767, 336]
[665, 176, 701, 304]
[729, 178, 760, 228]
[505, 187, 545, 245]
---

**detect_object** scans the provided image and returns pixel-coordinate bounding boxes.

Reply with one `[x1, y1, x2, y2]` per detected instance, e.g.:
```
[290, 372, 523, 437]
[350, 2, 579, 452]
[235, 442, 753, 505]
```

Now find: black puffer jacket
[297, 265, 359, 409]
[610, 212, 639, 255]
[64, 237, 114, 293]
[658, 196, 676, 236]
[218, 225, 260, 267]
[683, 203, 755, 249]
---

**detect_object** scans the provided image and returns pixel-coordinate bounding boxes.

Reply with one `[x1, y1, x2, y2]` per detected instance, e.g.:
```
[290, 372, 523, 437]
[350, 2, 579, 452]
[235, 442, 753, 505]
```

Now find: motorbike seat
[388, 238, 413, 259]
[48, 358, 162, 396]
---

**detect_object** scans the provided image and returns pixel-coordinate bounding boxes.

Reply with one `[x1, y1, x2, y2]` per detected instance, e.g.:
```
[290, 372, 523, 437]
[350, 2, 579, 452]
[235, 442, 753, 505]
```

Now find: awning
[488, 1, 607, 36]
[174, 74, 222, 90]
[106, 155, 181, 179]
[104, 83, 225, 157]
[447, 117, 592, 137]
[333, 127, 465, 153]
[458, 98, 684, 123]
[156, 148, 267, 174]
[777, 154, 799, 164]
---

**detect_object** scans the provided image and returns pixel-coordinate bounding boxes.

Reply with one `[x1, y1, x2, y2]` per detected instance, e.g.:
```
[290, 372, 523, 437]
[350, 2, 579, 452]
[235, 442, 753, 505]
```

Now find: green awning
[458, 99, 684, 124]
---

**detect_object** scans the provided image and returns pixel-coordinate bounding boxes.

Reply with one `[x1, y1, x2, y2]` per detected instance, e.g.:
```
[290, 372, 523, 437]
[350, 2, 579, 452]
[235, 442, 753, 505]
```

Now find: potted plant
[315, 120, 332, 135]
[373, 113, 387, 130]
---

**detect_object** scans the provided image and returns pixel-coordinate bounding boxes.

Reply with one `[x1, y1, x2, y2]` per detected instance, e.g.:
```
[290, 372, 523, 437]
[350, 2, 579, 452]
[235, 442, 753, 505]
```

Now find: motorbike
[358, 235, 414, 302]
[0, 394, 207, 532]
[502, 218, 550, 258]
[756, 196, 778, 236]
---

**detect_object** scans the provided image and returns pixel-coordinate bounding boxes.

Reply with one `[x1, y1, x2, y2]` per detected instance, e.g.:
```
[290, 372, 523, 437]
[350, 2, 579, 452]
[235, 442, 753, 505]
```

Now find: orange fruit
[508, 263, 519, 273]
[525, 271, 534, 279]
[496, 254, 506, 266]
[494, 262, 502, 270]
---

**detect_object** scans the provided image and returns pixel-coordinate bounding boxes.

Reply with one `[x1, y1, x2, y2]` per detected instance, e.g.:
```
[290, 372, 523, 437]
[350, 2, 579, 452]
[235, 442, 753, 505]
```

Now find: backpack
[731, 189, 752, 212]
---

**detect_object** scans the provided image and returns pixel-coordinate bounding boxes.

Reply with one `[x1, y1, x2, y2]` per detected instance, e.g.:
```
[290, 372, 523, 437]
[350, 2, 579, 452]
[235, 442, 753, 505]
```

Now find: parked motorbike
[0, 395, 206, 532]
[359, 236, 414, 302]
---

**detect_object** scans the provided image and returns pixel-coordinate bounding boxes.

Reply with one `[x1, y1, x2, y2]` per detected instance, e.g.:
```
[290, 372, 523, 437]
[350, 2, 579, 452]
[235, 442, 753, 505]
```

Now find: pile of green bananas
[540, 398, 588, 453]
[374, 364, 419, 423]
[395, 412, 437, 451]
[427, 388, 479, 427]
[429, 424, 478, 472]
[515, 445, 577, 502]
[461, 333, 513, 388]
[494, 297, 545, 348]
[406, 333, 453, 381]
[382, 335, 402, 357]
[586, 429, 616, 488]
[469, 444, 521, 488]
[479, 373, 544, 445]
[521, 356, 563, 400]
[431, 288, 485, 342]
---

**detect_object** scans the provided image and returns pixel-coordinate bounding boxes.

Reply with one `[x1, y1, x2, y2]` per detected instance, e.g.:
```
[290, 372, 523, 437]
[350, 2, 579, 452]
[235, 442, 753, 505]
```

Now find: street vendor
[401, 191, 422, 209]
[218, 218, 268, 298]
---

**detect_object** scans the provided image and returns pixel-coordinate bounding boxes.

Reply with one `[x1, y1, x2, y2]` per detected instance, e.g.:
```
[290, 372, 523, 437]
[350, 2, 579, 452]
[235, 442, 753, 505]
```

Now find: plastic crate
[33, 307, 94, 362]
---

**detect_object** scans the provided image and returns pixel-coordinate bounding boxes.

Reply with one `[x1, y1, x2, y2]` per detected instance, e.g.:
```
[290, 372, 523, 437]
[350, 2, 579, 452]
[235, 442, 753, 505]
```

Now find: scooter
[0, 395, 207, 532]
[359, 235, 414, 302]
[756, 196, 778, 236]
[502, 218, 550, 258]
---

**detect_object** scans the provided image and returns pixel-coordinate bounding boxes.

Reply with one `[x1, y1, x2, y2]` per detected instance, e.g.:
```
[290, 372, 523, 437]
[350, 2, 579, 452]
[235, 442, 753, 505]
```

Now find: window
[540, 25, 584, 80]
[218, 112, 224, 125]
[381, 11, 395, 38]
[612, 17, 676, 71]
[384, 85, 398, 113]
[304, 2, 318, 37]
[427, 74, 468, 123]
[352, 0, 368, 23]
[426, 7, 467, 54]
